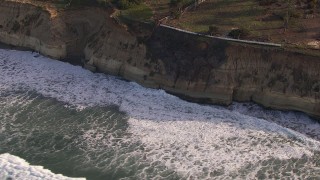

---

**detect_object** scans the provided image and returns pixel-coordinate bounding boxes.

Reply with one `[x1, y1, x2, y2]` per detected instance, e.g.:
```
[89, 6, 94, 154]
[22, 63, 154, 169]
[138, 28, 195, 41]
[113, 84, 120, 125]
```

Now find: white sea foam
[0, 153, 85, 180]
[229, 102, 320, 140]
[1, 49, 320, 178]
[128, 117, 318, 178]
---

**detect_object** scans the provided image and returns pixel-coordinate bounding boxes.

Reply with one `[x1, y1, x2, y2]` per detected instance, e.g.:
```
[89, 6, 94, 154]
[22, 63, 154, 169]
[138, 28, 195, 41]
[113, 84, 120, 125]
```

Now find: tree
[228, 28, 250, 39]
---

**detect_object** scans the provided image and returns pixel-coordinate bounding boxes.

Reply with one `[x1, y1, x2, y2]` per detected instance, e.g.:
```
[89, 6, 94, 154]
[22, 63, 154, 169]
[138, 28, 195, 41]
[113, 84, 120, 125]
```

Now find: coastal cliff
[0, 1, 106, 60]
[86, 25, 320, 118]
[1, 1, 320, 118]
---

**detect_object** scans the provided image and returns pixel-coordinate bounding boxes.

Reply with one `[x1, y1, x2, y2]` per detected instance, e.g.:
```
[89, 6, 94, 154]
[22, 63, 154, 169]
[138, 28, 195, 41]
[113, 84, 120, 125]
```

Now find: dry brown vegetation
[163, 0, 320, 48]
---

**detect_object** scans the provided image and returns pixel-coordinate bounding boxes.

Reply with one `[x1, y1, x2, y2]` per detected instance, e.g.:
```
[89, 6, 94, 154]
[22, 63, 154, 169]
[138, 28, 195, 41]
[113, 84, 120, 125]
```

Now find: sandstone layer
[1, 1, 319, 118]
[86, 25, 320, 118]
[0, 0, 106, 60]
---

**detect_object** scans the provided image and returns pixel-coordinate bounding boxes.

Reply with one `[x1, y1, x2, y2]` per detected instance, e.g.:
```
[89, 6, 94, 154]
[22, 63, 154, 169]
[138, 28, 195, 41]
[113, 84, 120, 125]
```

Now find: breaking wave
[0, 153, 84, 180]
[0, 49, 320, 179]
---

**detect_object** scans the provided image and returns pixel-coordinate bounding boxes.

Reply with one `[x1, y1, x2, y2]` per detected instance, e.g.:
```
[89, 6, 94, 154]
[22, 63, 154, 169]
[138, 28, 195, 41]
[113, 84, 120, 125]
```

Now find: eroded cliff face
[1, 1, 319, 118]
[0, 0, 107, 60]
[85, 26, 320, 118]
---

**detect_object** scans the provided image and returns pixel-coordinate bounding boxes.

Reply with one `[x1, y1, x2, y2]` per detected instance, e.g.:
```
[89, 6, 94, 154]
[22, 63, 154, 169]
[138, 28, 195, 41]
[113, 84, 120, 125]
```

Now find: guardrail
[160, 24, 282, 47]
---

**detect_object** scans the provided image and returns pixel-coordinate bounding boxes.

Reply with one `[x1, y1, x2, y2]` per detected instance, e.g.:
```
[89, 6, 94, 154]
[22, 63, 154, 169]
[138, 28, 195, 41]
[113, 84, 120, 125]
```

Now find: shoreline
[0, 42, 34, 51]
[1, 45, 319, 122]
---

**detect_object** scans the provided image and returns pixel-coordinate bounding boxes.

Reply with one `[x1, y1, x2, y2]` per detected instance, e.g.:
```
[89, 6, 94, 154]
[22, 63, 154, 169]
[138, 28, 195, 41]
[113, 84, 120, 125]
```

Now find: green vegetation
[167, 0, 320, 45]
[146, 0, 195, 20]
[228, 28, 250, 39]
[118, 3, 153, 22]
[37, 0, 152, 22]
[32, 0, 319, 49]
[170, 0, 193, 8]
[64, 0, 100, 6]
[113, 0, 143, 9]
[38, 0, 109, 8]
[169, 0, 267, 33]
[208, 25, 219, 35]
[258, 0, 277, 5]
[284, 44, 320, 58]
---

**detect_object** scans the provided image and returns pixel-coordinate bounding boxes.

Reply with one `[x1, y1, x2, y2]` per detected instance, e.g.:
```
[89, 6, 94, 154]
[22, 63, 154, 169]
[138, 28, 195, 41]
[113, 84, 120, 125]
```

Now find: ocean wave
[0, 153, 85, 180]
[1, 49, 320, 178]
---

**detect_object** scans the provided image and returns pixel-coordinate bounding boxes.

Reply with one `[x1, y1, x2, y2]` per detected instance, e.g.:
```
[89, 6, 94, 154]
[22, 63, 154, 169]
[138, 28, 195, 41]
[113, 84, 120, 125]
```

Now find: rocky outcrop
[0, 0, 106, 60]
[1, 1, 320, 118]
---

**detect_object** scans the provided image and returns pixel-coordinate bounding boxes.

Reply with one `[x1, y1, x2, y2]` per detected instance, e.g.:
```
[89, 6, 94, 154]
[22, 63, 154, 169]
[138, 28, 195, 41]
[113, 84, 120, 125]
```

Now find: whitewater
[0, 49, 320, 179]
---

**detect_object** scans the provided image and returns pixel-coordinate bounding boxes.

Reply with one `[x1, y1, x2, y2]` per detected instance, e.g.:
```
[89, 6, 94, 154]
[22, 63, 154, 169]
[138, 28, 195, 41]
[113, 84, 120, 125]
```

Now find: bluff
[1, 1, 320, 118]
[0, 0, 106, 60]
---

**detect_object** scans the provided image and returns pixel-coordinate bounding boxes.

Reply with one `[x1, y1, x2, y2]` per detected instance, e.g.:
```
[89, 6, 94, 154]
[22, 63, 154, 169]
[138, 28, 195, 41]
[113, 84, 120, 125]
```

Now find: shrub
[258, 0, 277, 6]
[273, 9, 301, 23]
[62, 0, 111, 7]
[208, 25, 219, 35]
[61, 0, 96, 6]
[171, 10, 182, 19]
[117, 0, 130, 9]
[308, 0, 318, 9]
[113, 0, 142, 9]
[170, 0, 191, 8]
[228, 27, 250, 39]
[170, 0, 182, 7]
[290, 10, 302, 18]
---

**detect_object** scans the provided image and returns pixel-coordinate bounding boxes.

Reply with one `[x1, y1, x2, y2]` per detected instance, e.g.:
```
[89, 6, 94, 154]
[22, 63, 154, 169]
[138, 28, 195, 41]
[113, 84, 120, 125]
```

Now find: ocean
[0, 49, 320, 179]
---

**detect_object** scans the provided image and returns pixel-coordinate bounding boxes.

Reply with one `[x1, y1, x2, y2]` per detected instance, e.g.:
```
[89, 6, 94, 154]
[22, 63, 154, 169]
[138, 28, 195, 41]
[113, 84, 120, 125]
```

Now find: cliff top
[163, 0, 320, 50]
[5, 0, 320, 51]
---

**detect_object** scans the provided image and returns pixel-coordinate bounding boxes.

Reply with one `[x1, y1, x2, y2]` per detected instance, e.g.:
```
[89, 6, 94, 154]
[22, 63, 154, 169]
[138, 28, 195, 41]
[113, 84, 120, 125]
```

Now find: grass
[284, 44, 320, 58]
[169, 0, 269, 33]
[166, 0, 320, 46]
[120, 3, 153, 22]
[147, 0, 195, 19]
[29, 0, 109, 9]
[147, 0, 171, 18]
